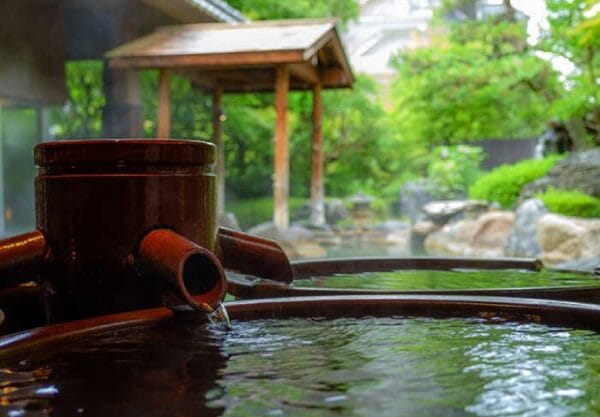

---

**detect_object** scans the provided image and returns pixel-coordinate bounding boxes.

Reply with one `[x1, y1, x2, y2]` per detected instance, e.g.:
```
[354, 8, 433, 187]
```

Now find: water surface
[293, 269, 599, 291]
[0, 316, 598, 417]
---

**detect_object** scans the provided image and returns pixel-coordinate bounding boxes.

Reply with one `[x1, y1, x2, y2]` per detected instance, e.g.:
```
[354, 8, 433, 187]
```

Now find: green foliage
[469, 155, 563, 208]
[140, 70, 213, 139]
[227, 197, 306, 230]
[321, 76, 396, 198]
[437, 0, 478, 20]
[427, 145, 485, 198]
[368, 196, 391, 220]
[222, 94, 277, 198]
[537, 188, 600, 218]
[51, 61, 105, 139]
[541, 0, 600, 123]
[390, 19, 561, 147]
[226, 0, 359, 26]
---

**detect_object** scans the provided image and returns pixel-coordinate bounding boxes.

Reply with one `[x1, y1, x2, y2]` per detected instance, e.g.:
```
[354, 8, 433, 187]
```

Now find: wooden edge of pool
[226, 275, 600, 304]
[290, 257, 544, 277]
[0, 295, 598, 361]
[226, 256, 599, 303]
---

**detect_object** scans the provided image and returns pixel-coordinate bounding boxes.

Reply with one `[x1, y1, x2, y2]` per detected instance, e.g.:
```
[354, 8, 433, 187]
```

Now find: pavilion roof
[106, 19, 354, 92]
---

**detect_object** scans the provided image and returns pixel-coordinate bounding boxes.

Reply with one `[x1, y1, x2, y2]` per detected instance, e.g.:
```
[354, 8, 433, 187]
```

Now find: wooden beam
[157, 69, 170, 138]
[185, 70, 219, 91]
[289, 63, 319, 84]
[310, 83, 325, 226]
[213, 89, 225, 216]
[108, 50, 305, 70]
[274, 65, 290, 230]
[321, 67, 351, 87]
[318, 49, 330, 66]
[325, 36, 354, 85]
[303, 32, 334, 61]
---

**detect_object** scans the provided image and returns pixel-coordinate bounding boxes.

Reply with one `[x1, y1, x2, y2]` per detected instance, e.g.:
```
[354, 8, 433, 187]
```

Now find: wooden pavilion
[106, 19, 354, 230]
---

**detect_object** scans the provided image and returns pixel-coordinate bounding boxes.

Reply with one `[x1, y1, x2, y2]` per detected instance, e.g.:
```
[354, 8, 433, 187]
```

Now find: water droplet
[207, 302, 231, 329]
[35, 385, 59, 396]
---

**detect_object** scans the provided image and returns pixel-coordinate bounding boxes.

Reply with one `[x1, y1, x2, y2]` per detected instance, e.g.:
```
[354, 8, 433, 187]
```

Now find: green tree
[140, 70, 213, 139]
[222, 93, 276, 198]
[390, 10, 561, 148]
[427, 145, 485, 198]
[321, 76, 395, 197]
[540, 0, 600, 123]
[51, 61, 105, 139]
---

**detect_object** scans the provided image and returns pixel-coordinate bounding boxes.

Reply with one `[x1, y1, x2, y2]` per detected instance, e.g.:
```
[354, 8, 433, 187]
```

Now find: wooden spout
[0, 230, 46, 290]
[136, 229, 227, 313]
[215, 227, 293, 283]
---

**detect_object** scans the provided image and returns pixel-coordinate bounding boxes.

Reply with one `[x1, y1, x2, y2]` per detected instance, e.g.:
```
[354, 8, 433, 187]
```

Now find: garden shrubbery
[469, 155, 563, 208]
[427, 145, 485, 198]
[227, 197, 306, 230]
[537, 189, 600, 218]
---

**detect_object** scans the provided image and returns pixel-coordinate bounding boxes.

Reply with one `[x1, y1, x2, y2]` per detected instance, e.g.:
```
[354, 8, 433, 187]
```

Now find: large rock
[424, 211, 514, 257]
[410, 200, 489, 254]
[520, 148, 600, 201]
[537, 214, 600, 265]
[422, 200, 489, 224]
[504, 198, 548, 257]
[246, 222, 326, 259]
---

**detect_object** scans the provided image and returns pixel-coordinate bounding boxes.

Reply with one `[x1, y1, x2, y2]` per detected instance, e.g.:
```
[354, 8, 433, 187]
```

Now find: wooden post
[274, 65, 290, 230]
[213, 89, 225, 216]
[157, 69, 170, 138]
[310, 83, 325, 226]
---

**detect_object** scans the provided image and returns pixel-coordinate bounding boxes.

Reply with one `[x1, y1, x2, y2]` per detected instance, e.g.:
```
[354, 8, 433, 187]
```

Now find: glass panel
[0, 106, 38, 235]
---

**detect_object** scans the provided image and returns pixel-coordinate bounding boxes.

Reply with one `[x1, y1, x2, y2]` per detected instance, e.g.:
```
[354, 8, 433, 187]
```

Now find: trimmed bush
[537, 189, 600, 218]
[469, 155, 563, 208]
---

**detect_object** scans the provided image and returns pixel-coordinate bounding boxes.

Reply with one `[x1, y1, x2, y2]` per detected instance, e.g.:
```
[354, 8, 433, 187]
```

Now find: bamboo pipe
[0, 230, 46, 290]
[136, 229, 227, 313]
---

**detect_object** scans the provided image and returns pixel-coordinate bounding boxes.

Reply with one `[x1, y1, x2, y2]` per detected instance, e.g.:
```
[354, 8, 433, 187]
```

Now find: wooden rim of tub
[226, 256, 600, 303]
[0, 295, 598, 361]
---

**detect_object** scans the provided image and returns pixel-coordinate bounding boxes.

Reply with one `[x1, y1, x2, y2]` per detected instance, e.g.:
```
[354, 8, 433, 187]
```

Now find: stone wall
[520, 148, 600, 202]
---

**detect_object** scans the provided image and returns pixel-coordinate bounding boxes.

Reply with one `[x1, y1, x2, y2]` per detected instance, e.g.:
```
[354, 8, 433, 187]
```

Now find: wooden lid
[35, 139, 215, 167]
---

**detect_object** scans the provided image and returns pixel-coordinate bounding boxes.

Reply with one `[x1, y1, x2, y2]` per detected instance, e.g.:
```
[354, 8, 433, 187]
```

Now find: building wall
[0, 0, 66, 105]
[469, 138, 537, 170]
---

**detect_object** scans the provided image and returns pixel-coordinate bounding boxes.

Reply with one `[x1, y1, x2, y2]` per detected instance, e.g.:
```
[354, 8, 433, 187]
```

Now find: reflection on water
[0, 317, 598, 416]
[294, 269, 600, 290]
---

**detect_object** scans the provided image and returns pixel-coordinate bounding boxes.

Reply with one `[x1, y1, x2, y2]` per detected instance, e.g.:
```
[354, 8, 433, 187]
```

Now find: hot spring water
[293, 269, 599, 291]
[0, 315, 598, 417]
